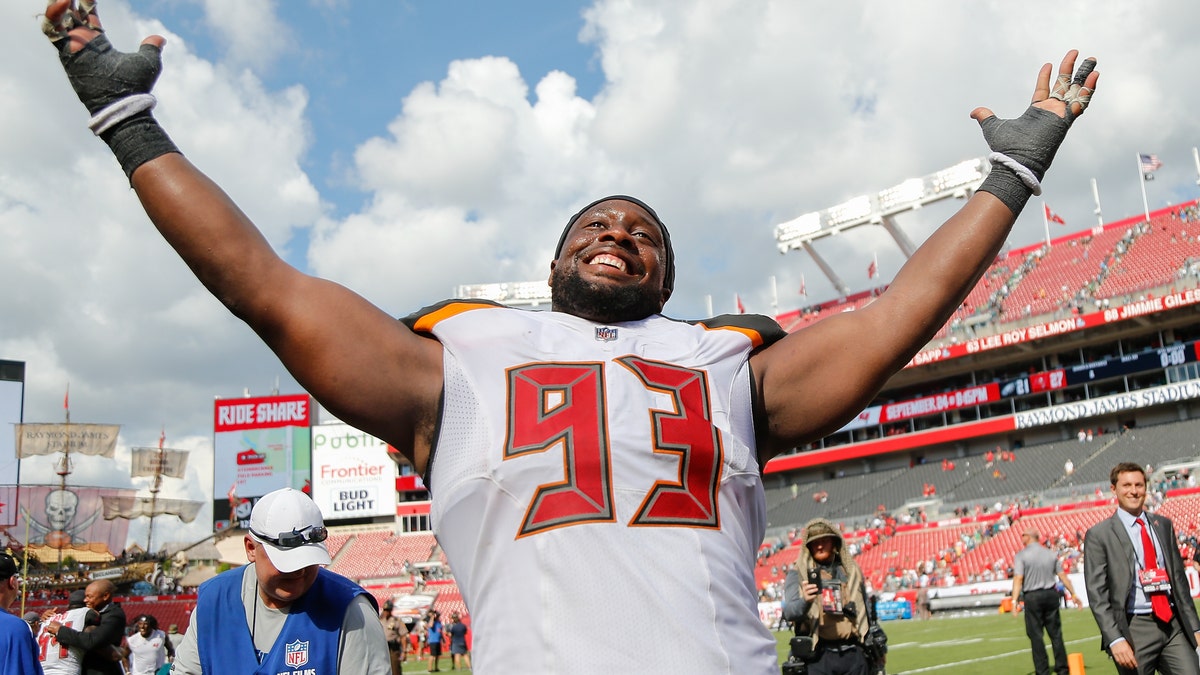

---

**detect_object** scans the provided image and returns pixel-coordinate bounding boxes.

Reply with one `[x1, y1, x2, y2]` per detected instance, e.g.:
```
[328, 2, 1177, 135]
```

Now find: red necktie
[1138, 517, 1174, 623]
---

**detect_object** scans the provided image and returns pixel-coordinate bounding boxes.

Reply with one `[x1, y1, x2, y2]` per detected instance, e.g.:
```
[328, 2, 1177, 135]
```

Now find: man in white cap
[171, 488, 390, 674]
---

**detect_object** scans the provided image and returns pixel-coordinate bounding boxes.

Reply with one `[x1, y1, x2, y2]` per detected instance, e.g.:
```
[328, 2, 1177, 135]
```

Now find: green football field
[401, 603, 1199, 673]
[771, 606, 1117, 674]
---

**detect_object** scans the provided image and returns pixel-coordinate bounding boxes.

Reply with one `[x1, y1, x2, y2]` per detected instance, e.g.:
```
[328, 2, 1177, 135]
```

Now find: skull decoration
[45, 489, 80, 531]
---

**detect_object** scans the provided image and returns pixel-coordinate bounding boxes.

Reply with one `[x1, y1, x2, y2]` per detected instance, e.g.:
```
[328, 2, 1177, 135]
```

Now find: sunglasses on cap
[250, 525, 328, 549]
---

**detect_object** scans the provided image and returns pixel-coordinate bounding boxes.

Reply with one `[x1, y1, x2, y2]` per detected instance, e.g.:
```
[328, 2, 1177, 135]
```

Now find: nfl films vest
[196, 566, 369, 675]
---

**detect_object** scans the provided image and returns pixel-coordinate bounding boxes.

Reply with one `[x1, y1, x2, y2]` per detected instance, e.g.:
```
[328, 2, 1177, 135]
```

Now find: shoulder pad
[400, 299, 505, 334]
[690, 313, 787, 349]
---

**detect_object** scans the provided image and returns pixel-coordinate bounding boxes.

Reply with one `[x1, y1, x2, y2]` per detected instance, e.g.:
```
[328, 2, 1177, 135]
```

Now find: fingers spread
[1057, 50, 1080, 78]
[1072, 57, 1096, 86]
[1031, 63, 1053, 103]
[43, 0, 104, 52]
[42, 0, 74, 44]
[1042, 51, 1098, 120]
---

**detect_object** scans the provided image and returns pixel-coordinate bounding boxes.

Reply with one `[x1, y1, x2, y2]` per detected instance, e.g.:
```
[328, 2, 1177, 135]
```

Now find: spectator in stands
[1011, 527, 1080, 675]
[44, 579, 125, 675]
[0, 552, 43, 675]
[379, 600, 408, 675]
[783, 518, 886, 674]
[34, 10, 1099, 671]
[446, 612, 471, 671]
[124, 614, 173, 675]
[170, 488, 390, 674]
[1084, 462, 1200, 675]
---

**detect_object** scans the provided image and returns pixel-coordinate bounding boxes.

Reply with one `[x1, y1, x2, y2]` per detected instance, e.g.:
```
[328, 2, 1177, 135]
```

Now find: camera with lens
[862, 597, 889, 675]
[780, 635, 815, 675]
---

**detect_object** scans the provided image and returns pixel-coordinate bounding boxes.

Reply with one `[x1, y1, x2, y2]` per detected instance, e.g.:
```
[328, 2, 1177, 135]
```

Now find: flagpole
[705, 294, 713, 318]
[56, 383, 72, 572]
[146, 429, 165, 556]
[770, 276, 778, 315]
[1137, 153, 1151, 223]
[1091, 178, 1104, 227]
[1042, 200, 1051, 247]
[1193, 147, 1200, 187]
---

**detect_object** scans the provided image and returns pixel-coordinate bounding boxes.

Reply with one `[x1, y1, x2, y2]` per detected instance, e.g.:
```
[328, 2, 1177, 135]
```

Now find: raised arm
[751, 51, 1098, 458]
[41, 1, 443, 471]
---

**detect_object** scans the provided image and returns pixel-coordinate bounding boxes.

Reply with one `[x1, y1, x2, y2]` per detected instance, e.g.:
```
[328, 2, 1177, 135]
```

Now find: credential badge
[285, 639, 310, 668]
[595, 326, 619, 342]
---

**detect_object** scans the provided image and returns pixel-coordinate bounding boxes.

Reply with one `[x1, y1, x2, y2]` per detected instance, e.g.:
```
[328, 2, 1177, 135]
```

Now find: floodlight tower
[773, 158, 990, 297]
[454, 280, 553, 308]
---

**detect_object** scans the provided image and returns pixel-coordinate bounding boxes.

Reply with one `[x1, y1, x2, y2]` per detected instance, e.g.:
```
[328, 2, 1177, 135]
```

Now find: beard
[550, 265, 663, 323]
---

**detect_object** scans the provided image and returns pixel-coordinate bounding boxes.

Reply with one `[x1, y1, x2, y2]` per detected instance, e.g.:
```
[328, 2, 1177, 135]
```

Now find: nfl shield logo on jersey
[595, 326, 618, 342]
[285, 639, 310, 668]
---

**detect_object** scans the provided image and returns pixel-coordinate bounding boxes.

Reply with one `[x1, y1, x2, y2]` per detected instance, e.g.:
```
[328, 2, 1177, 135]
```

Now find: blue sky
[3, 0, 1200, 547]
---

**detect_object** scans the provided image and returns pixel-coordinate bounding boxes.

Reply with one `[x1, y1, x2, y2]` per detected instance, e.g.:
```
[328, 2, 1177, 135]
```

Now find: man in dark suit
[1084, 462, 1200, 674]
[44, 579, 126, 675]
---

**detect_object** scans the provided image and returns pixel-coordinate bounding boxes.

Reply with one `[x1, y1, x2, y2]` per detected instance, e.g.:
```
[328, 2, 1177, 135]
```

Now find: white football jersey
[409, 304, 783, 674]
[127, 628, 170, 674]
[37, 606, 93, 675]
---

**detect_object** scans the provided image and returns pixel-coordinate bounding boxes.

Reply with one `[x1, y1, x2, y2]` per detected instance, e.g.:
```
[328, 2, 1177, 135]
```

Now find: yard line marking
[892, 637, 1092, 673]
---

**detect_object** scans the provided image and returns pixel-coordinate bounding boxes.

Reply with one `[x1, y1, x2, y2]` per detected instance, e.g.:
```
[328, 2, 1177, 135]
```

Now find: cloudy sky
[4, 0, 1199, 546]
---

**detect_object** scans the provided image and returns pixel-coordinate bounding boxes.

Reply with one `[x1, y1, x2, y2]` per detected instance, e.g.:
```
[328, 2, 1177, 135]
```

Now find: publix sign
[310, 423, 397, 520]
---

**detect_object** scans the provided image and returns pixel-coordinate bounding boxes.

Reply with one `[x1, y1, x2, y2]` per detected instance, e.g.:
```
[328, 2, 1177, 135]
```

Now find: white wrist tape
[988, 151, 1042, 196]
[88, 93, 157, 136]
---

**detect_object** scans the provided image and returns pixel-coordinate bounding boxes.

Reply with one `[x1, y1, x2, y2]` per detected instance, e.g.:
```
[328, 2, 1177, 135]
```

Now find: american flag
[1139, 153, 1163, 175]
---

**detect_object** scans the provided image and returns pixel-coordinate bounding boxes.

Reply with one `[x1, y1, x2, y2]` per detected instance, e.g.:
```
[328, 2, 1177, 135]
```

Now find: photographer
[782, 518, 886, 675]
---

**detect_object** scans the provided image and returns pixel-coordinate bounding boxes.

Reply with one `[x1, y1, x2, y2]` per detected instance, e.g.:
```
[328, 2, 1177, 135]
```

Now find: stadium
[6, 167, 1200, 673]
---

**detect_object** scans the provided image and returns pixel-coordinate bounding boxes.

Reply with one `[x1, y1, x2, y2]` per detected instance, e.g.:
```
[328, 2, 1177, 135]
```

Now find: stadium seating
[328, 530, 439, 581]
[996, 225, 1130, 320]
[760, 414, 1200, 595]
[1098, 210, 1200, 300]
[777, 287, 886, 334]
[120, 597, 196, 633]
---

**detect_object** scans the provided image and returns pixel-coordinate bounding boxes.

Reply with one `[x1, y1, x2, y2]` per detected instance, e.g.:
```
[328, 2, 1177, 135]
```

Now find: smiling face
[549, 199, 672, 323]
[1111, 469, 1148, 516]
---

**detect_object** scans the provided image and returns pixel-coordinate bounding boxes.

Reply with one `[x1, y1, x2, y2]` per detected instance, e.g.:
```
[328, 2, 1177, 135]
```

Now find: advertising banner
[1014, 380, 1200, 429]
[15, 485, 134, 557]
[311, 423, 397, 520]
[838, 383, 1001, 433]
[213, 394, 312, 531]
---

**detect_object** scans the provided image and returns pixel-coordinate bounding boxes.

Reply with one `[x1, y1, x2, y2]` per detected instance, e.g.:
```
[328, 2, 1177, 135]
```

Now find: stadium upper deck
[764, 198, 1200, 486]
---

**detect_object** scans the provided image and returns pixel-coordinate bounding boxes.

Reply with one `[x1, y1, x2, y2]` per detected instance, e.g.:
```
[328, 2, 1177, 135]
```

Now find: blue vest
[196, 566, 373, 675]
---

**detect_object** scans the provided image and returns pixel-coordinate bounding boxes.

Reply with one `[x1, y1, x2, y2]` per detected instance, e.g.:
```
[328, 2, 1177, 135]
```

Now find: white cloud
[198, 0, 293, 71]
[2, 1, 322, 468]
[4, 0, 1200, 552]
